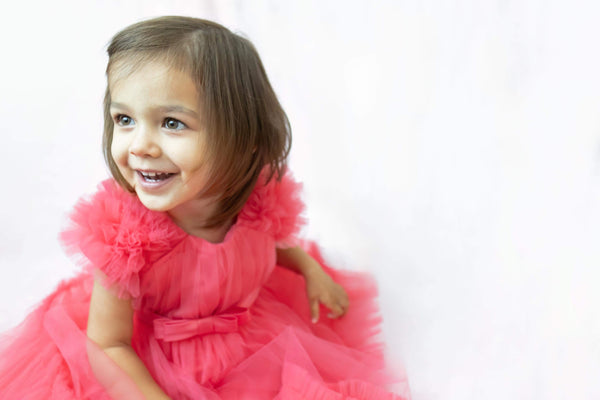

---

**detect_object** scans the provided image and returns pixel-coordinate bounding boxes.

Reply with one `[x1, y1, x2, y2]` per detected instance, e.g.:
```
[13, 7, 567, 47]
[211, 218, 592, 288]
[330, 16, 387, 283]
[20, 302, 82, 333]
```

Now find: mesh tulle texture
[0, 173, 410, 399]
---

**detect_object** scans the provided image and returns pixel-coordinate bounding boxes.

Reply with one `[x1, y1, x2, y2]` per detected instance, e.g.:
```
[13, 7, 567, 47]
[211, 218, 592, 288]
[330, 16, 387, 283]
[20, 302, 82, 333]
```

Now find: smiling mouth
[137, 170, 176, 183]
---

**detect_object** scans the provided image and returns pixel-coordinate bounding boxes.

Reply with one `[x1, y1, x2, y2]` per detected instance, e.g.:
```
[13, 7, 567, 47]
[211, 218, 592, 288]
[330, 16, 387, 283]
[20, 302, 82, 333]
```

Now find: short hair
[103, 16, 291, 228]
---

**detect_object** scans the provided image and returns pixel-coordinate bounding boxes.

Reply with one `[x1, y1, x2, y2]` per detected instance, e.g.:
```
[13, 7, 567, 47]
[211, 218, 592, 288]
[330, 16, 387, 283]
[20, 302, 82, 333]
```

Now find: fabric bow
[151, 307, 250, 342]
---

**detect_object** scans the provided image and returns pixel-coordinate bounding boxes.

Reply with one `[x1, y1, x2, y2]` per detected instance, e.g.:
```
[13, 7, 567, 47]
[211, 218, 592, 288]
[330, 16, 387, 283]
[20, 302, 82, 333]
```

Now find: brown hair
[103, 16, 291, 228]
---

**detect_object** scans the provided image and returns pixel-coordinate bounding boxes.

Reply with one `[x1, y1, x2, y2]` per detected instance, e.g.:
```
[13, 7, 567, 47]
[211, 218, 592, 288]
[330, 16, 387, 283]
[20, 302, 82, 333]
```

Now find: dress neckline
[159, 209, 242, 247]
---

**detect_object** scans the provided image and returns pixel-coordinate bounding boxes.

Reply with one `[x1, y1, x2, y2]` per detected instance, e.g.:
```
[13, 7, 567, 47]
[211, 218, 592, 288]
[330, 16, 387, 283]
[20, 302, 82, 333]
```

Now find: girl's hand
[303, 259, 350, 323]
[276, 246, 350, 323]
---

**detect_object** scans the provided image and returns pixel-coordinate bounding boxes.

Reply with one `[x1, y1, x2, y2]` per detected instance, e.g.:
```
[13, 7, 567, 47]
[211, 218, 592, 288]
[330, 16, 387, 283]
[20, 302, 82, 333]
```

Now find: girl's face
[109, 61, 215, 219]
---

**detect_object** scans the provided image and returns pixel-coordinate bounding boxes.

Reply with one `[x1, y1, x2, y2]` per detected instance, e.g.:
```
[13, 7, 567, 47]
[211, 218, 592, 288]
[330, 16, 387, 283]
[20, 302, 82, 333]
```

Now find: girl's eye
[115, 115, 134, 126]
[163, 118, 186, 131]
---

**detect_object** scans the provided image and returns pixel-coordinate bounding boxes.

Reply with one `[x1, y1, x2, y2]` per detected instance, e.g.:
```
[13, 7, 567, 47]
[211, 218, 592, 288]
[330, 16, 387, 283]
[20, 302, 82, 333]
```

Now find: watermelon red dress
[0, 172, 410, 399]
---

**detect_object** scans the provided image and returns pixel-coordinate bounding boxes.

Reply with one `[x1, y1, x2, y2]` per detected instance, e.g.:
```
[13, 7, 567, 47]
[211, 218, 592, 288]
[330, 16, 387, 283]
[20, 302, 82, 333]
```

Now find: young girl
[0, 16, 409, 400]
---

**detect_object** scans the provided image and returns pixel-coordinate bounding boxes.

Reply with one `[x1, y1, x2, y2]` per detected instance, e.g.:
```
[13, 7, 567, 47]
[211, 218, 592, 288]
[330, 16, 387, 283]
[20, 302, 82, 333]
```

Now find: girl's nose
[129, 127, 161, 158]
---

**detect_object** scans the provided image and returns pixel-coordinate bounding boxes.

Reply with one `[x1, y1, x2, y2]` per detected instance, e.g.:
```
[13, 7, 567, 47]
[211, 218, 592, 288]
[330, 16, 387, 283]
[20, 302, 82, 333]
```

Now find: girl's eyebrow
[156, 105, 200, 119]
[109, 102, 129, 110]
[110, 102, 200, 119]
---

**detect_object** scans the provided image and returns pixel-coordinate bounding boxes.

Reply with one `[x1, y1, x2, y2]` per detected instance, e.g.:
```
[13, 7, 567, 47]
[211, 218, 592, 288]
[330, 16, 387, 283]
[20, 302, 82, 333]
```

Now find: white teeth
[139, 171, 173, 181]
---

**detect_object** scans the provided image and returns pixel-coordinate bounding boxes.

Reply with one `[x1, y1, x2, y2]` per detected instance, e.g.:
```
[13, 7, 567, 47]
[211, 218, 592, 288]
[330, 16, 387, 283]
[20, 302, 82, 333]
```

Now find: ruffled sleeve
[60, 180, 186, 299]
[237, 170, 305, 247]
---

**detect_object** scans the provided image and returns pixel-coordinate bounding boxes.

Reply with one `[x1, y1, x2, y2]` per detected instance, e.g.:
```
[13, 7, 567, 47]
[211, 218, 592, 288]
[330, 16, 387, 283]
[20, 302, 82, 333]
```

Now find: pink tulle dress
[0, 172, 410, 399]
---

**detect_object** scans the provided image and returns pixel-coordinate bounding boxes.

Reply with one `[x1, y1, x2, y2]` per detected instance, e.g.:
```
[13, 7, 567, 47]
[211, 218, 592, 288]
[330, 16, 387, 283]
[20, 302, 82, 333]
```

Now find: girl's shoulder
[237, 169, 305, 247]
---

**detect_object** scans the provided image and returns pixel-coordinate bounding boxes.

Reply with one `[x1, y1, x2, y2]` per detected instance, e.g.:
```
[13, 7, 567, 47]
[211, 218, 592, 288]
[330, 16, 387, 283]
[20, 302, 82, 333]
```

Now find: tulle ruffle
[60, 180, 186, 299]
[237, 169, 305, 248]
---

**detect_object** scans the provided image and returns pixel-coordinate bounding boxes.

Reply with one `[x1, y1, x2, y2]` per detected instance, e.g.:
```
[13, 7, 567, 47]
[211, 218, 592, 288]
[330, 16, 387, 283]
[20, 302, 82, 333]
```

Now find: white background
[1, 1, 599, 399]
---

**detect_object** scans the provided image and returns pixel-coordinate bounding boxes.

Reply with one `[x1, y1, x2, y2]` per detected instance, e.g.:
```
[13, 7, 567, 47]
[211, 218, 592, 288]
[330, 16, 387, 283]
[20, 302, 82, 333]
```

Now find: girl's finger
[336, 288, 349, 308]
[327, 303, 345, 319]
[340, 294, 350, 309]
[310, 299, 320, 323]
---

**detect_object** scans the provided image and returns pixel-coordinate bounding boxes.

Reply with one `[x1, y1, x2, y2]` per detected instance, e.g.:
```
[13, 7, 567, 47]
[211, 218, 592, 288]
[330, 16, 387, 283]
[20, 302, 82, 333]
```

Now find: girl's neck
[167, 197, 233, 243]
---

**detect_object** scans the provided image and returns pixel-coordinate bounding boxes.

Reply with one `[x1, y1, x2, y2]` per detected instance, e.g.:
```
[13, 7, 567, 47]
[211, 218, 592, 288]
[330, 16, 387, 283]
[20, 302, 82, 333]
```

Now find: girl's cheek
[111, 135, 128, 166]
[177, 139, 208, 167]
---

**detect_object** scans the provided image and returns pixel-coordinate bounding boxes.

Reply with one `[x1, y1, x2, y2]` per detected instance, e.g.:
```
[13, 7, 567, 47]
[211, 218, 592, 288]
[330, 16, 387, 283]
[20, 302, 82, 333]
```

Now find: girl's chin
[135, 193, 174, 212]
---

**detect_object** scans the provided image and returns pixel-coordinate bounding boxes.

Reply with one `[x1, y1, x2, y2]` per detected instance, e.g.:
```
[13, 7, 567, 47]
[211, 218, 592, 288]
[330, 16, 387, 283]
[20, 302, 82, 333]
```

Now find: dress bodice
[136, 224, 277, 318]
[61, 170, 305, 318]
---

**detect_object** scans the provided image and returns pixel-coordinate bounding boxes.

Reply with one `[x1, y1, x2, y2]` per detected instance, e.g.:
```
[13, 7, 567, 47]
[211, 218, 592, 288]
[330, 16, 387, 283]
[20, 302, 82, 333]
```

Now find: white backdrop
[1, 1, 599, 399]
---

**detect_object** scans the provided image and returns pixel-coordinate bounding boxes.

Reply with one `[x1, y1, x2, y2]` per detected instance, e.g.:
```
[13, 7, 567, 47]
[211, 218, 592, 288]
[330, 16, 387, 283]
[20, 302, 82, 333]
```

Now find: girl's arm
[87, 275, 171, 400]
[276, 246, 349, 323]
